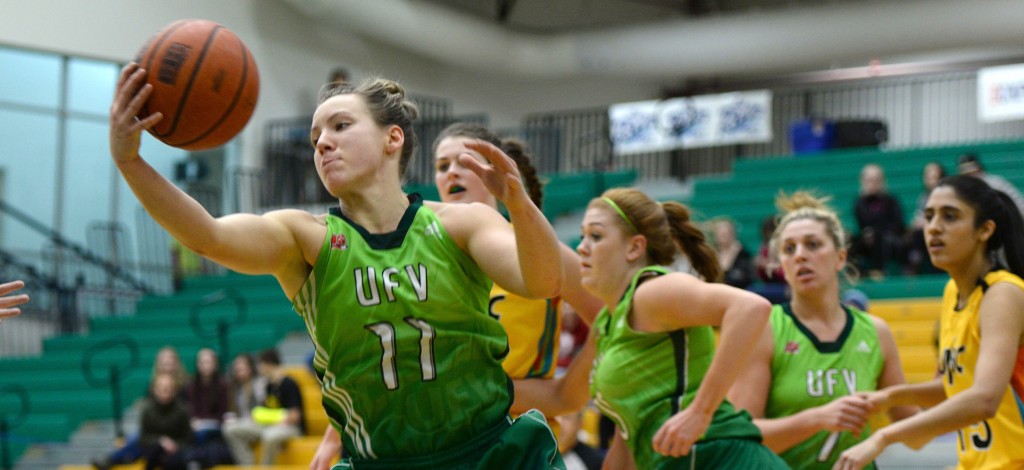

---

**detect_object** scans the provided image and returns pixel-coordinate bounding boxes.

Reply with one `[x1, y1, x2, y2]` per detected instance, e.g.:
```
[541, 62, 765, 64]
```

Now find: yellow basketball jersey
[939, 270, 1024, 470]
[490, 284, 563, 440]
[490, 284, 562, 380]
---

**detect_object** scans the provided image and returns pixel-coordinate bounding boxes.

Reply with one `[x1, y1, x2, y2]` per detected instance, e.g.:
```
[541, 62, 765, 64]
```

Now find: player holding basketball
[0, 280, 29, 324]
[834, 175, 1024, 470]
[727, 192, 915, 469]
[308, 122, 603, 469]
[571, 187, 788, 468]
[111, 66, 565, 468]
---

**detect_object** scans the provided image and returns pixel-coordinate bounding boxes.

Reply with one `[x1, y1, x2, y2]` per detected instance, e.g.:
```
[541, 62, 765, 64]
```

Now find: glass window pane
[0, 109, 58, 252]
[68, 58, 119, 116]
[0, 47, 61, 109]
[64, 118, 114, 246]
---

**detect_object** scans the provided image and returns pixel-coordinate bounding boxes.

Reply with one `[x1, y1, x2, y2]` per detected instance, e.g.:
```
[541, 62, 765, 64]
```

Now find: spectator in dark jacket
[852, 163, 906, 278]
[713, 218, 754, 288]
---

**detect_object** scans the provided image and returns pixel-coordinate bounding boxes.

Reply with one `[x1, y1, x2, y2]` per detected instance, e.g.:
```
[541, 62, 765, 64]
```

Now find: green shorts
[333, 409, 565, 470]
[658, 438, 791, 470]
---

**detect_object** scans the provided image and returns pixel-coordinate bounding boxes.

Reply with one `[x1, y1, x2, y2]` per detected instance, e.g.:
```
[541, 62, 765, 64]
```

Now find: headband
[602, 197, 638, 233]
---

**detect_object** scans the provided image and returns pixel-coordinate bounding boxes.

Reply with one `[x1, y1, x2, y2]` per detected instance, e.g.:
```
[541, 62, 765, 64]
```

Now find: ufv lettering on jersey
[806, 368, 857, 397]
[354, 264, 428, 306]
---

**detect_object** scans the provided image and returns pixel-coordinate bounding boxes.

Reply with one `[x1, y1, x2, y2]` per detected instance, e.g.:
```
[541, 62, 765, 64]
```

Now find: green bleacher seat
[0, 272, 304, 465]
[685, 139, 1024, 294]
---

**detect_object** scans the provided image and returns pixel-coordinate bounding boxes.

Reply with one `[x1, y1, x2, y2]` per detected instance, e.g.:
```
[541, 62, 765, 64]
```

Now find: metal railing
[82, 336, 141, 439]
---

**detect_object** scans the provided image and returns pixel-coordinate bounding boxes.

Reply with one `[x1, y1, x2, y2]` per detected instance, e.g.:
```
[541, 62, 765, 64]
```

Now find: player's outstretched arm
[558, 243, 604, 325]
[109, 63, 309, 281]
[512, 329, 596, 416]
[456, 139, 563, 299]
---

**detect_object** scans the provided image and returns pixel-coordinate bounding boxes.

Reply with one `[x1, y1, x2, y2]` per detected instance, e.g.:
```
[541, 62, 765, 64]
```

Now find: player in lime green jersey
[728, 191, 916, 469]
[308, 122, 603, 469]
[836, 175, 1024, 470]
[573, 187, 787, 469]
[111, 69, 565, 469]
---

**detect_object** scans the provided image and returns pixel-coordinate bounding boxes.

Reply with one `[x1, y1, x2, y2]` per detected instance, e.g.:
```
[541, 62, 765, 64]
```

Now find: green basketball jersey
[765, 303, 884, 469]
[589, 266, 762, 470]
[291, 195, 512, 459]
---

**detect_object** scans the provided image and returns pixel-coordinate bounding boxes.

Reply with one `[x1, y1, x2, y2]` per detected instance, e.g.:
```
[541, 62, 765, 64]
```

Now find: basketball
[135, 19, 259, 151]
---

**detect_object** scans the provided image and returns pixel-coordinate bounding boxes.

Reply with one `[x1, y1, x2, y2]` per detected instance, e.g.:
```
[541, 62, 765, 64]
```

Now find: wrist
[873, 428, 893, 446]
[114, 153, 142, 166]
[502, 192, 533, 214]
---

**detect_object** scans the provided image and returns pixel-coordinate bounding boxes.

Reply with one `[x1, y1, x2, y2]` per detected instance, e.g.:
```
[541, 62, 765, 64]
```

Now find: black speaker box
[833, 120, 887, 148]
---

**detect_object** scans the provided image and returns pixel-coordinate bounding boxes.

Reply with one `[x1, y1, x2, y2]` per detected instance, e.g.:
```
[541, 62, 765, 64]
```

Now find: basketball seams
[176, 35, 254, 149]
[136, 20, 187, 121]
[158, 24, 223, 144]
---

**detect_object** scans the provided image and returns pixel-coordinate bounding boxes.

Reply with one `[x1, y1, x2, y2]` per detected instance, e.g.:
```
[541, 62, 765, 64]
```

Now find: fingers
[0, 280, 29, 318]
[111, 64, 162, 130]
[651, 421, 695, 457]
[833, 452, 867, 470]
[0, 280, 25, 296]
[463, 139, 517, 175]
[0, 294, 29, 309]
[824, 395, 872, 431]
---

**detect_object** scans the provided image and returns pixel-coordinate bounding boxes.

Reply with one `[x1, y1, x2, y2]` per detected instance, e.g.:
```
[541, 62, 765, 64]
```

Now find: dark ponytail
[937, 175, 1024, 277]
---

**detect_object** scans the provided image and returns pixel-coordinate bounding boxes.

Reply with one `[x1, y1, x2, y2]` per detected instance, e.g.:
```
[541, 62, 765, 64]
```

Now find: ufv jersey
[292, 195, 513, 460]
[589, 266, 761, 470]
[766, 303, 884, 469]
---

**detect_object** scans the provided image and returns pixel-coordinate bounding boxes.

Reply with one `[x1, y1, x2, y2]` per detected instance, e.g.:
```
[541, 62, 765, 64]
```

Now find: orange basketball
[135, 19, 259, 151]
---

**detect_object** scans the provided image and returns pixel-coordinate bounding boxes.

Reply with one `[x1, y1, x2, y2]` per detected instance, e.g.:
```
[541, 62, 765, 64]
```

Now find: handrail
[0, 198, 154, 293]
[82, 336, 140, 439]
[0, 384, 29, 470]
[0, 249, 58, 289]
[190, 288, 248, 368]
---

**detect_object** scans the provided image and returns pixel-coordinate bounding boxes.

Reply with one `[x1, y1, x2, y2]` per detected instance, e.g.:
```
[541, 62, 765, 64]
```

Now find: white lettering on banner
[609, 90, 773, 155]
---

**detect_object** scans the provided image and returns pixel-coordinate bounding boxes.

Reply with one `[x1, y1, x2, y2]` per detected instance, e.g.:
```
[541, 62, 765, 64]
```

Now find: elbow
[975, 394, 1001, 420]
[562, 391, 590, 415]
[749, 296, 772, 323]
[529, 274, 564, 300]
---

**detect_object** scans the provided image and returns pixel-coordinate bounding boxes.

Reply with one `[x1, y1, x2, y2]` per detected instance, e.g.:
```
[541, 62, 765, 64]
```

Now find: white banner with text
[609, 90, 772, 155]
[978, 64, 1024, 123]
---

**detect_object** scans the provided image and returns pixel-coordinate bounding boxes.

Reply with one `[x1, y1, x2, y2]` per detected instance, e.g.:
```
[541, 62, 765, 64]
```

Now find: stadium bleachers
[687, 140, 1024, 261]
[678, 141, 1019, 388]
[4, 271, 304, 467]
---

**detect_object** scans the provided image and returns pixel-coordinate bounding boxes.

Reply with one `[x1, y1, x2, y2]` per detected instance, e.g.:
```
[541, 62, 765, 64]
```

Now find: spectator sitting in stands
[851, 163, 906, 279]
[957, 152, 1024, 219]
[223, 348, 305, 465]
[92, 345, 187, 469]
[712, 218, 753, 288]
[185, 348, 229, 445]
[905, 161, 946, 275]
[225, 353, 266, 424]
[752, 215, 789, 303]
[94, 372, 193, 470]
